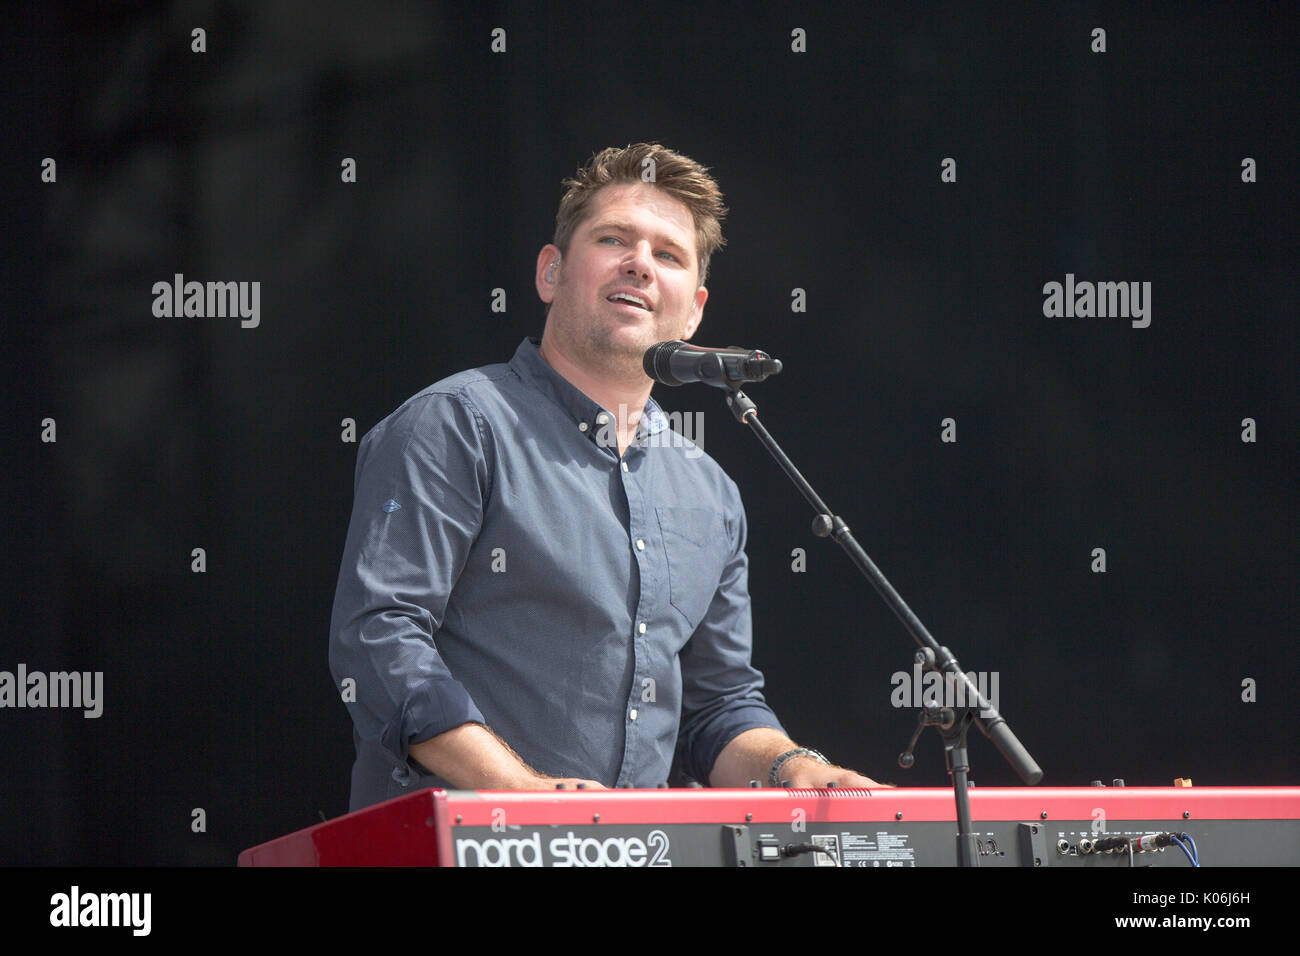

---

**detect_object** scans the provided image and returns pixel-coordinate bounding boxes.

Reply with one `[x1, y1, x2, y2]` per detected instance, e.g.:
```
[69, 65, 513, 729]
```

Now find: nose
[623, 240, 653, 281]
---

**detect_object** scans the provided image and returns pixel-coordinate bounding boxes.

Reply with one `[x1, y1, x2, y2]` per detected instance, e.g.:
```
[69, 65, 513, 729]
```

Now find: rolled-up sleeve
[674, 481, 786, 784]
[328, 390, 491, 766]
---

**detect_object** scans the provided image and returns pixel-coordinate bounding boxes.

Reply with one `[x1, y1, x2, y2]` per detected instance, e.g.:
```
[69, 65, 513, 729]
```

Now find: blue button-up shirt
[329, 337, 785, 809]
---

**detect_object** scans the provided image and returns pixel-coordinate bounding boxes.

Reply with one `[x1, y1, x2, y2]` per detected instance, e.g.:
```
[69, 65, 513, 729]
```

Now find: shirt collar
[510, 337, 670, 444]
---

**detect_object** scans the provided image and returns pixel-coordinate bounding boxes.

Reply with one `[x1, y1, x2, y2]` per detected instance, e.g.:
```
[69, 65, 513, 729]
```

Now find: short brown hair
[552, 143, 728, 286]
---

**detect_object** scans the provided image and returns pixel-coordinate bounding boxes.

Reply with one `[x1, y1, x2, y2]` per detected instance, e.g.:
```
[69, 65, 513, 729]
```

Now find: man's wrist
[409, 722, 542, 789]
[768, 747, 829, 787]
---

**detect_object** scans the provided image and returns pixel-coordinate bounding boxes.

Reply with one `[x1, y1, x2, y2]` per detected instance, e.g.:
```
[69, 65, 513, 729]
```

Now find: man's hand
[525, 775, 609, 791]
[710, 727, 890, 789]
[779, 756, 891, 790]
[409, 722, 607, 790]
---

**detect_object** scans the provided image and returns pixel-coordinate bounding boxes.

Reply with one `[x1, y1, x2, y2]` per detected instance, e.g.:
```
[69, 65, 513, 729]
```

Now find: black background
[3, 1, 1296, 865]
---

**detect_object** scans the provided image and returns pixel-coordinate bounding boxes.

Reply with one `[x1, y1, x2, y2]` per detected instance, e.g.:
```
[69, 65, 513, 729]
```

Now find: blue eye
[600, 235, 679, 263]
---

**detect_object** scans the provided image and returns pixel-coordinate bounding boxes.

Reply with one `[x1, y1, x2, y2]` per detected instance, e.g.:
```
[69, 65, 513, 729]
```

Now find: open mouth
[606, 292, 652, 311]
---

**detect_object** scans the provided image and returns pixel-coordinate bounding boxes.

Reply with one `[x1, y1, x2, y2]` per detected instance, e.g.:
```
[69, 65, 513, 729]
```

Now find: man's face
[536, 182, 708, 381]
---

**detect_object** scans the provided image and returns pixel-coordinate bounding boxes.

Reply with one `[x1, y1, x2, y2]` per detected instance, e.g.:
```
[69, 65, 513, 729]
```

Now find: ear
[680, 285, 708, 340]
[535, 244, 562, 304]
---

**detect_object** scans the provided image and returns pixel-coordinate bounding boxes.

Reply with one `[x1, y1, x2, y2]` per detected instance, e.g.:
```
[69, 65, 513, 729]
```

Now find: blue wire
[1171, 833, 1199, 867]
[1183, 832, 1199, 866]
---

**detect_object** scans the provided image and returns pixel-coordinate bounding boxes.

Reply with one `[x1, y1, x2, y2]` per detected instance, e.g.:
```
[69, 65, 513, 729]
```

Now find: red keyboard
[239, 786, 1300, 867]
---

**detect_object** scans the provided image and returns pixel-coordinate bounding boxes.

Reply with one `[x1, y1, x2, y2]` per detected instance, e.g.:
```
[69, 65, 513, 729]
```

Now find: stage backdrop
[2, 1, 1295, 864]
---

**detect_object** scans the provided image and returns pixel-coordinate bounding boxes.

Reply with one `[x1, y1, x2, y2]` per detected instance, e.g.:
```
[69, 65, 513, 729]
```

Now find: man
[329, 143, 880, 810]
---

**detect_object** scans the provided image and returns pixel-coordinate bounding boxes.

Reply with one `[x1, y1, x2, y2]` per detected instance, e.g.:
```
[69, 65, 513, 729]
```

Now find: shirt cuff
[683, 702, 786, 785]
[380, 676, 486, 764]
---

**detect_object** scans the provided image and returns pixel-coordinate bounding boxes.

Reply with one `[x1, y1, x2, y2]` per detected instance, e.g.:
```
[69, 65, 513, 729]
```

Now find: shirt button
[578, 421, 589, 432]
[635, 539, 645, 551]
[629, 708, 639, 721]
[638, 622, 647, 635]
[621, 461, 629, 472]
[596, 412, 610, 425]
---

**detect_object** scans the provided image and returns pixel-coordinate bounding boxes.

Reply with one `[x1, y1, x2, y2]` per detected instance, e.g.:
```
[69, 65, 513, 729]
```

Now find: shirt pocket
[656, 506, 729, 629]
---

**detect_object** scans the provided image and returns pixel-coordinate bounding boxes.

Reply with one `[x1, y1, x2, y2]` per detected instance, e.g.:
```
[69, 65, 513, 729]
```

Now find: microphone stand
[721, 385, 1043, 867]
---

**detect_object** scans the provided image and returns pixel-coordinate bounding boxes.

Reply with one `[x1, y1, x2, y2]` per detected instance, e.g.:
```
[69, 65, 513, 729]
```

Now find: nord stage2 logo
[456, 828, 672, 867]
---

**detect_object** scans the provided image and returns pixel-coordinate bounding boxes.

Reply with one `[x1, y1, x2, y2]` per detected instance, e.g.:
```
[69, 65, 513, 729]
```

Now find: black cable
[781, 843, 839, 865]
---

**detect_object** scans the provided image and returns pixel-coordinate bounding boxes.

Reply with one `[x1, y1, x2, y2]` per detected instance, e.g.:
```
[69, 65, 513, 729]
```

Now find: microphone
[643, 341, 783, 388]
